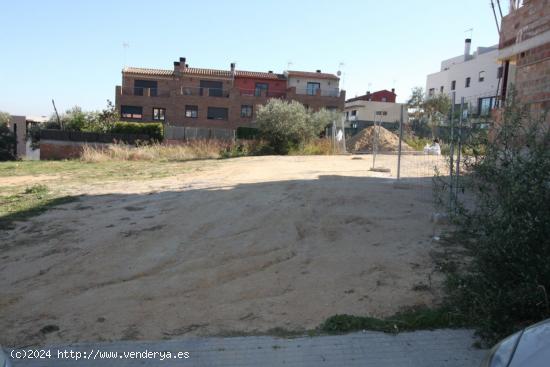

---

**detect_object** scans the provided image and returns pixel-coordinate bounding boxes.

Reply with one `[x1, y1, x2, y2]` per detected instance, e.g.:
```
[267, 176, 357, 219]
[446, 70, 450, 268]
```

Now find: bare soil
[347, 126, 414, 153]
[0, 155, 448, 347]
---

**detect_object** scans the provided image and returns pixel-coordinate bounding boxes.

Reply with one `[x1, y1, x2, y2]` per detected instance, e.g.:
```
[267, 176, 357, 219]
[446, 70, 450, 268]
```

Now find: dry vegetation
[81, 140, 225, 162]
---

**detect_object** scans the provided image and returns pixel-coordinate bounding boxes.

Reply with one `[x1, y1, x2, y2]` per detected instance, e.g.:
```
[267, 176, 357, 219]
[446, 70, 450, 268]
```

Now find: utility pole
[52, 99, 62, 129]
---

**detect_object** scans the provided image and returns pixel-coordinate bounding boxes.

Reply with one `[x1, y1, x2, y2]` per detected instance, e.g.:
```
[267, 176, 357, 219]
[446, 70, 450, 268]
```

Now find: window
[153, 108, 165, 121]
[306, 82, 321, 96]
[440, 86, 444, 93]
[381, 97, 387, 102]
[451, 80, 456, 91]
[350, 110, 357, 120]
[134, 80, 158, 96]
[240, 105, 253, 118]
[121, 105, 143, 119]
[185, 105, 198, 118]
[478, 97, 495, 117]
[428, 88, 435, 96]
[478, 71, 485, 82]
[207, 107, 228, 120]
[465, 77, 471, 88]
[200, 80, 224, 97]
[254, 83, 269, 97]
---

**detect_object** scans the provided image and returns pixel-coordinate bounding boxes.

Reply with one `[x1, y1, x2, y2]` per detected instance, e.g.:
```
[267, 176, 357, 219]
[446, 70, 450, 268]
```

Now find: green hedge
[236, 127, 259, 140]
[110, 122, 163, 141]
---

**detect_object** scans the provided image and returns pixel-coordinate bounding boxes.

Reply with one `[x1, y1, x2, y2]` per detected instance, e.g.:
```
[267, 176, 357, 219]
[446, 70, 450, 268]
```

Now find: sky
[0, 0, 506, 116]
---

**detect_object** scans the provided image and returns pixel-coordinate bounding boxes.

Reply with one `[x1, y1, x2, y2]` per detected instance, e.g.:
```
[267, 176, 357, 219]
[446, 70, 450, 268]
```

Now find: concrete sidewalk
[10, 329, 486, 367]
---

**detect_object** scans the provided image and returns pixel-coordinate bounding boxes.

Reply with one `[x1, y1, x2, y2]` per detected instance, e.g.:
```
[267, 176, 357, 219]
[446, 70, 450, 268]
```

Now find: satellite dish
[337, 70, 342, 76]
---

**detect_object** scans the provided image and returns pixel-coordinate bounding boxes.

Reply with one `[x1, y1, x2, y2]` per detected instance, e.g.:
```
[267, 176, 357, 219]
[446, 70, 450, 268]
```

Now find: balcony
[179, 86, 230, 98]
[238, 89, 286, 98]
[293, 87, 341, 97]
[120, 86, 170, 97]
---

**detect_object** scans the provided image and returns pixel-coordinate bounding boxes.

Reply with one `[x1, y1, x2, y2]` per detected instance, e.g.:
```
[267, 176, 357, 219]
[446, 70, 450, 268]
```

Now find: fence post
[448, 92, 456, 213]
[341, 117, 346, 153]
[397, 104, 404, 180]
[455, 97, 465, 202]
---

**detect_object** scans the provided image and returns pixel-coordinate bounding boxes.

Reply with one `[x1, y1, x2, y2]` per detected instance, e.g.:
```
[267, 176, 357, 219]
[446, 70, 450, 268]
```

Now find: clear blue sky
[0, 0, 505, 116]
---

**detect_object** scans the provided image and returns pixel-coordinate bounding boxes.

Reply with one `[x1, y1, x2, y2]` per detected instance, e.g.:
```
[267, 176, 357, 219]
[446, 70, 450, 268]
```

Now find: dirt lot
[0, 155, 448, 347]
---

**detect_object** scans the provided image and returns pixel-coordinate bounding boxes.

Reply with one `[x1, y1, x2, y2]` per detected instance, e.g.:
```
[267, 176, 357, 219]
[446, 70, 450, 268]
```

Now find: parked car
[480, 318, 550, 366]
[0, 347, 12, 367]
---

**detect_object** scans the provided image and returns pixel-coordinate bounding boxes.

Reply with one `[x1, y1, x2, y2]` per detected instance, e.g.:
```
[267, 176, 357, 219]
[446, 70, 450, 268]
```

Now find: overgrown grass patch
[320, 306, 468, 334]
[0, 184, 77, 229]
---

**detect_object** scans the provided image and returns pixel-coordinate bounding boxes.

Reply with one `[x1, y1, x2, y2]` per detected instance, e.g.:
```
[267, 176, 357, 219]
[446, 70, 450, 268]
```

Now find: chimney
[268, 70, 273, 73]
[316, 69, 321, 73]
[464, 39, 471, 61]
[180, 57, 186, 65]
[391, 88, 395, 94]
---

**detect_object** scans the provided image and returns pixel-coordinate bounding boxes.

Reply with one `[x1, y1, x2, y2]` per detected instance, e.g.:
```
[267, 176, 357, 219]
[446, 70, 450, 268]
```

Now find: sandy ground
[0, 155, 448, 347]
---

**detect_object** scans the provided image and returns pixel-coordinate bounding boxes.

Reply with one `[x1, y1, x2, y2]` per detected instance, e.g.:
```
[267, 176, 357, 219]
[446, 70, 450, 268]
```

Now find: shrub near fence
[236, 127, 259, 140]
[39, 129, 152, 145]
[110, 122, 163, 141]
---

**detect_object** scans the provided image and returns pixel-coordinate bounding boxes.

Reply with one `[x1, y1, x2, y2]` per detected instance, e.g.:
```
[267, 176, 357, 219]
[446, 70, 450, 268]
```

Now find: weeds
[320, 306, 467, 334]
[0, 184, 76, 229]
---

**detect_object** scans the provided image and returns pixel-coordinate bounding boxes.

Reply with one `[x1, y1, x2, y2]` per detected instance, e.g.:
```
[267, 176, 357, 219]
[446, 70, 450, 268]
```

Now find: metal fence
[353, 91, 494, 212]
[164, 125, 236, 141]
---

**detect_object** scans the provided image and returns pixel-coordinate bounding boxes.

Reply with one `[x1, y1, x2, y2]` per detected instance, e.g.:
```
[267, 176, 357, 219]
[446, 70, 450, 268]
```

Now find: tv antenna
[464, 28, 473, 39]
[286, 61, 293, 70]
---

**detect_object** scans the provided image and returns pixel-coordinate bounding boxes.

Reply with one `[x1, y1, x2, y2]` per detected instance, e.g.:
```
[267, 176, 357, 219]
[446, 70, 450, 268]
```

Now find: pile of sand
[347, 126, 413, 153]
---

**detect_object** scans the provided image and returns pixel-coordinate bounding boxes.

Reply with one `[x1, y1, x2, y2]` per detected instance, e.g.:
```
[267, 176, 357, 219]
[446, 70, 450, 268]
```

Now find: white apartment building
[426, 39, 505, 117]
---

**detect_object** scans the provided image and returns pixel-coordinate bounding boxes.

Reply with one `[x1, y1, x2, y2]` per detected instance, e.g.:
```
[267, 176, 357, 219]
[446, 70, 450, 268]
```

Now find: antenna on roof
[286, 61, 293, 70]
[338, 62, 345, 88]
[122, 42, 130, 68]
[464, 28, 473, 39]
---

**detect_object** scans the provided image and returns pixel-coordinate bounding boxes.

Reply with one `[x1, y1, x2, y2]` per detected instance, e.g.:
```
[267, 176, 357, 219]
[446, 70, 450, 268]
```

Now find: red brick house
[346, 89, 397, 103]
[115, 58, 345, 130]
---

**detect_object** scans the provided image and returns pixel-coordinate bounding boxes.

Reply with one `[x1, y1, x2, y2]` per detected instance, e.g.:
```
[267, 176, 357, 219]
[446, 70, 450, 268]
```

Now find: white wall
[287, 76, 339, 94]
[426, 47, 501, 112]
[344, 100, 406, 123]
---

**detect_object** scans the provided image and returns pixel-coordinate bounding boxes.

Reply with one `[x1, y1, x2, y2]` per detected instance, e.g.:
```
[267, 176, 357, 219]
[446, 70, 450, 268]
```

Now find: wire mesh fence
[350, 91, 494, 211]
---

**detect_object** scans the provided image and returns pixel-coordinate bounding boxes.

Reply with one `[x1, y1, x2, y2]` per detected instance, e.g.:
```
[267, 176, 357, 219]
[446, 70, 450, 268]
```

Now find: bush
[0, 114, 16, 161]
[444, 91, 550, 344]
[111, 122, 163, 142]
[256, 99, 325, 154]
[289, 139, 336, 155]
[236, 127, 259, 140]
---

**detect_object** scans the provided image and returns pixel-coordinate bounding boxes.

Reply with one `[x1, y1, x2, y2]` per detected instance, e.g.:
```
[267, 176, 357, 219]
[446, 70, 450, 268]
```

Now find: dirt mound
[347, 126, 413, 153]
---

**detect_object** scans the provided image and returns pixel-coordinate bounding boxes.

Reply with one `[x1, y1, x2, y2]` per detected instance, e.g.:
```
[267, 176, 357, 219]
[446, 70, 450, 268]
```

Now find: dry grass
[290, 139, 339, 155]
[81, 140, 226, 162]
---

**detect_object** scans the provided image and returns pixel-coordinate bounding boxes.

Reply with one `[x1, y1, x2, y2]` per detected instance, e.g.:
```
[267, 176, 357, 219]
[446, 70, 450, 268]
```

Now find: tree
[62, 106, 87, 131]
[423, 93, 451, 138]
[256, 99, 316, 154]
[310, 108, 342, 136]
[0, 111, 16, 161]
[407, 86, 425, 123]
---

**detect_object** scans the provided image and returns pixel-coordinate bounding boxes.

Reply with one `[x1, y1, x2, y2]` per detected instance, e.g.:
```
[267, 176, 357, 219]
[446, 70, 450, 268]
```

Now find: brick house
[115, 58, 345, 130]
[346, 89, 397, 103]
[498, 0, 550, 122]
